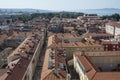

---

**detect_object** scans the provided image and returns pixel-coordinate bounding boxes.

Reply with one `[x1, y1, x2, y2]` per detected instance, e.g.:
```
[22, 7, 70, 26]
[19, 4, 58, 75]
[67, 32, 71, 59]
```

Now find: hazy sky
[0, 0, 120, 11]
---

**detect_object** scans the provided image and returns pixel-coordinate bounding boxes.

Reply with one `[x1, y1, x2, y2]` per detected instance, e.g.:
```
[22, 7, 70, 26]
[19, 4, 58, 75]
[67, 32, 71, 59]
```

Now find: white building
[0, 25, 10, 30]
[106, 22, 120, 36]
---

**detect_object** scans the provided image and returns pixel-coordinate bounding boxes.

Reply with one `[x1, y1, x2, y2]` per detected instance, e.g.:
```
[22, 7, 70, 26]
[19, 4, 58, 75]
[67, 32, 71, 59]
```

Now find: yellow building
[74, 51, 120, 80]
[48, 34, 104, 60]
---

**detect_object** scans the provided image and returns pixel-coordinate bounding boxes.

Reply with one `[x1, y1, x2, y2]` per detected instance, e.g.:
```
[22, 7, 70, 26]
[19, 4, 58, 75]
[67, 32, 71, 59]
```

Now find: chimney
[7, 69, 12, 75]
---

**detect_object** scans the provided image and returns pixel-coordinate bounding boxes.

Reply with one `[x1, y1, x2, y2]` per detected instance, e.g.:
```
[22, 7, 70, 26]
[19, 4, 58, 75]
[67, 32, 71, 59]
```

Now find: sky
[0, 0, 120, 11]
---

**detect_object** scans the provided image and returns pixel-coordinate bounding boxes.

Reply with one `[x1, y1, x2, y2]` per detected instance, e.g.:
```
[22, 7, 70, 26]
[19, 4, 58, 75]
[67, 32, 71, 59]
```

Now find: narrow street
[33, 40, 47, 80]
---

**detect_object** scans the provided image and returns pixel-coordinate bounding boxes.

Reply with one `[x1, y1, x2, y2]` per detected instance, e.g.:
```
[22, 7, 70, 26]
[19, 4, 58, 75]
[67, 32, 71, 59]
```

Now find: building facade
[106, 22, 120, 36]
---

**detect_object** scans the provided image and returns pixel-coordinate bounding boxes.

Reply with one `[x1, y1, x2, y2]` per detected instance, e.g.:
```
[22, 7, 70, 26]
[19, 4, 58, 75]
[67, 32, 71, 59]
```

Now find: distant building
[106, 22, 120, 36]
[0, 48, 12, 68]
[4, 36, 26, 48]
[0, 25, 10, 31]
[64, 26, 74, 33]
[84, 33, 114, 40]
[20, 26, 33, 32]
[50, 17, 61, 23]
[77, 15, 101, 21]
[48, 24, 63, 33]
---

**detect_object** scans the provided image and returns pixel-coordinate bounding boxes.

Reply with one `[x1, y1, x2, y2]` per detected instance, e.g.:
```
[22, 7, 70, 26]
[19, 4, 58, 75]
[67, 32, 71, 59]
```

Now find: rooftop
[56, 33, 81, 39]
[107, 22, 120, 28]
[83, 33, 113, 38]
[75, 52, 120, 80]
[40, 36, 67, 80]
[0, 34, 41, 80]
[48, 34, 103, 48]
[58, 42, 102, 48]
[0, 34, 8, 42]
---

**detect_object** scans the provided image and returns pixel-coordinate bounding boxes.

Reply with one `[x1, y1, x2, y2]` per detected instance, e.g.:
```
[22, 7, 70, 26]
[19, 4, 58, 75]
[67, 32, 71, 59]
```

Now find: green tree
[111, 13, 120, 21]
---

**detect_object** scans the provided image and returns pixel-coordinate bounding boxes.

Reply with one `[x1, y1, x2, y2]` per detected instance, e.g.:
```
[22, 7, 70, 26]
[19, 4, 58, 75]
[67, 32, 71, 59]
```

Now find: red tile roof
[75, 53, 120, 80]
[107, 22, 120, 28]
[5, 58, 30, 80]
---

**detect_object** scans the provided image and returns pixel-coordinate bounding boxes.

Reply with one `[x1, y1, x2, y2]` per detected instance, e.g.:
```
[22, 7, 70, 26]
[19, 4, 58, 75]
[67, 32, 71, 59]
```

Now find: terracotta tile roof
[75, 54, 97, 71]
[9, 36, 35, 58]
[43, 72, 66, 80]
[0, 73, 8, 80]
[5, 58, 30, 80]
[93, 72, 120, 80]
[8, 37, 28, 57]
[1, 35, 40, 80]
[47, 35, 55, 49]
[59, 42, 102, 48]
[107, 22, 120, 28]
[56, 33, 81, 39]
[75, 52, 120, 80]
[40, 49, 52, 80]
[40, 47, 67, 80]
[0, 69, 8, 80]
[0, 34, 8, 42]
[75, 54, 98, 80]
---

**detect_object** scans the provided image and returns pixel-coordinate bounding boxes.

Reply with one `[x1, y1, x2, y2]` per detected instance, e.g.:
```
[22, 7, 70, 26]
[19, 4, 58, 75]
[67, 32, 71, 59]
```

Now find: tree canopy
[10, 12, 84, 22]
[101, 13, 120, 21]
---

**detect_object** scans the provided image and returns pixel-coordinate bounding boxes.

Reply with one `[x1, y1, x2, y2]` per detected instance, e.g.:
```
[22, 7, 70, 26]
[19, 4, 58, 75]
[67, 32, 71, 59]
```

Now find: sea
[80, 9, 120, 16]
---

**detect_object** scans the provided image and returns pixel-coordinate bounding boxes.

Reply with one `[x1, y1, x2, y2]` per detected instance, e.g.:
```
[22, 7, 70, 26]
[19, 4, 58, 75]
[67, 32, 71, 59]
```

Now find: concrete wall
[66, 46, 104, 60]
[74, 55, 88, 80]
[106, 25, 120, 36]
[89, 56, 120, 71]
[0, 48, 12, 67]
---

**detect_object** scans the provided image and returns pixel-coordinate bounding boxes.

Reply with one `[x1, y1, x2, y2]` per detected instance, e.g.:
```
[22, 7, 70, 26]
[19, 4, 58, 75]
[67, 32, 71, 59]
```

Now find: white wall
[106, 24, 120, 36]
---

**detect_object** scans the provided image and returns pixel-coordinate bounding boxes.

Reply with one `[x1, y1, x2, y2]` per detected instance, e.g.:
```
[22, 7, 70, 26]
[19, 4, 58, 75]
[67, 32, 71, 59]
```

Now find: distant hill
[0, 8, 120, 16]
[80, 8, 120, 16]
[0, 8, 51, 13]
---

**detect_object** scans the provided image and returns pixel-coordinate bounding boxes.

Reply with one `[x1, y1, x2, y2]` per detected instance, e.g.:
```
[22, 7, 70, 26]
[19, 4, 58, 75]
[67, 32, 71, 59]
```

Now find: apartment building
[48, 34, 104, 60]
[84, 33, 114, 40]
[77, 15, 101, 21]
[74, 51, 120, 80]
[40, 36, 69, 80]
[106, 22, 120, 36]
[0, 48, 12, 68]
[0, 34, 44, 80]
[101, 40, 120, 51]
